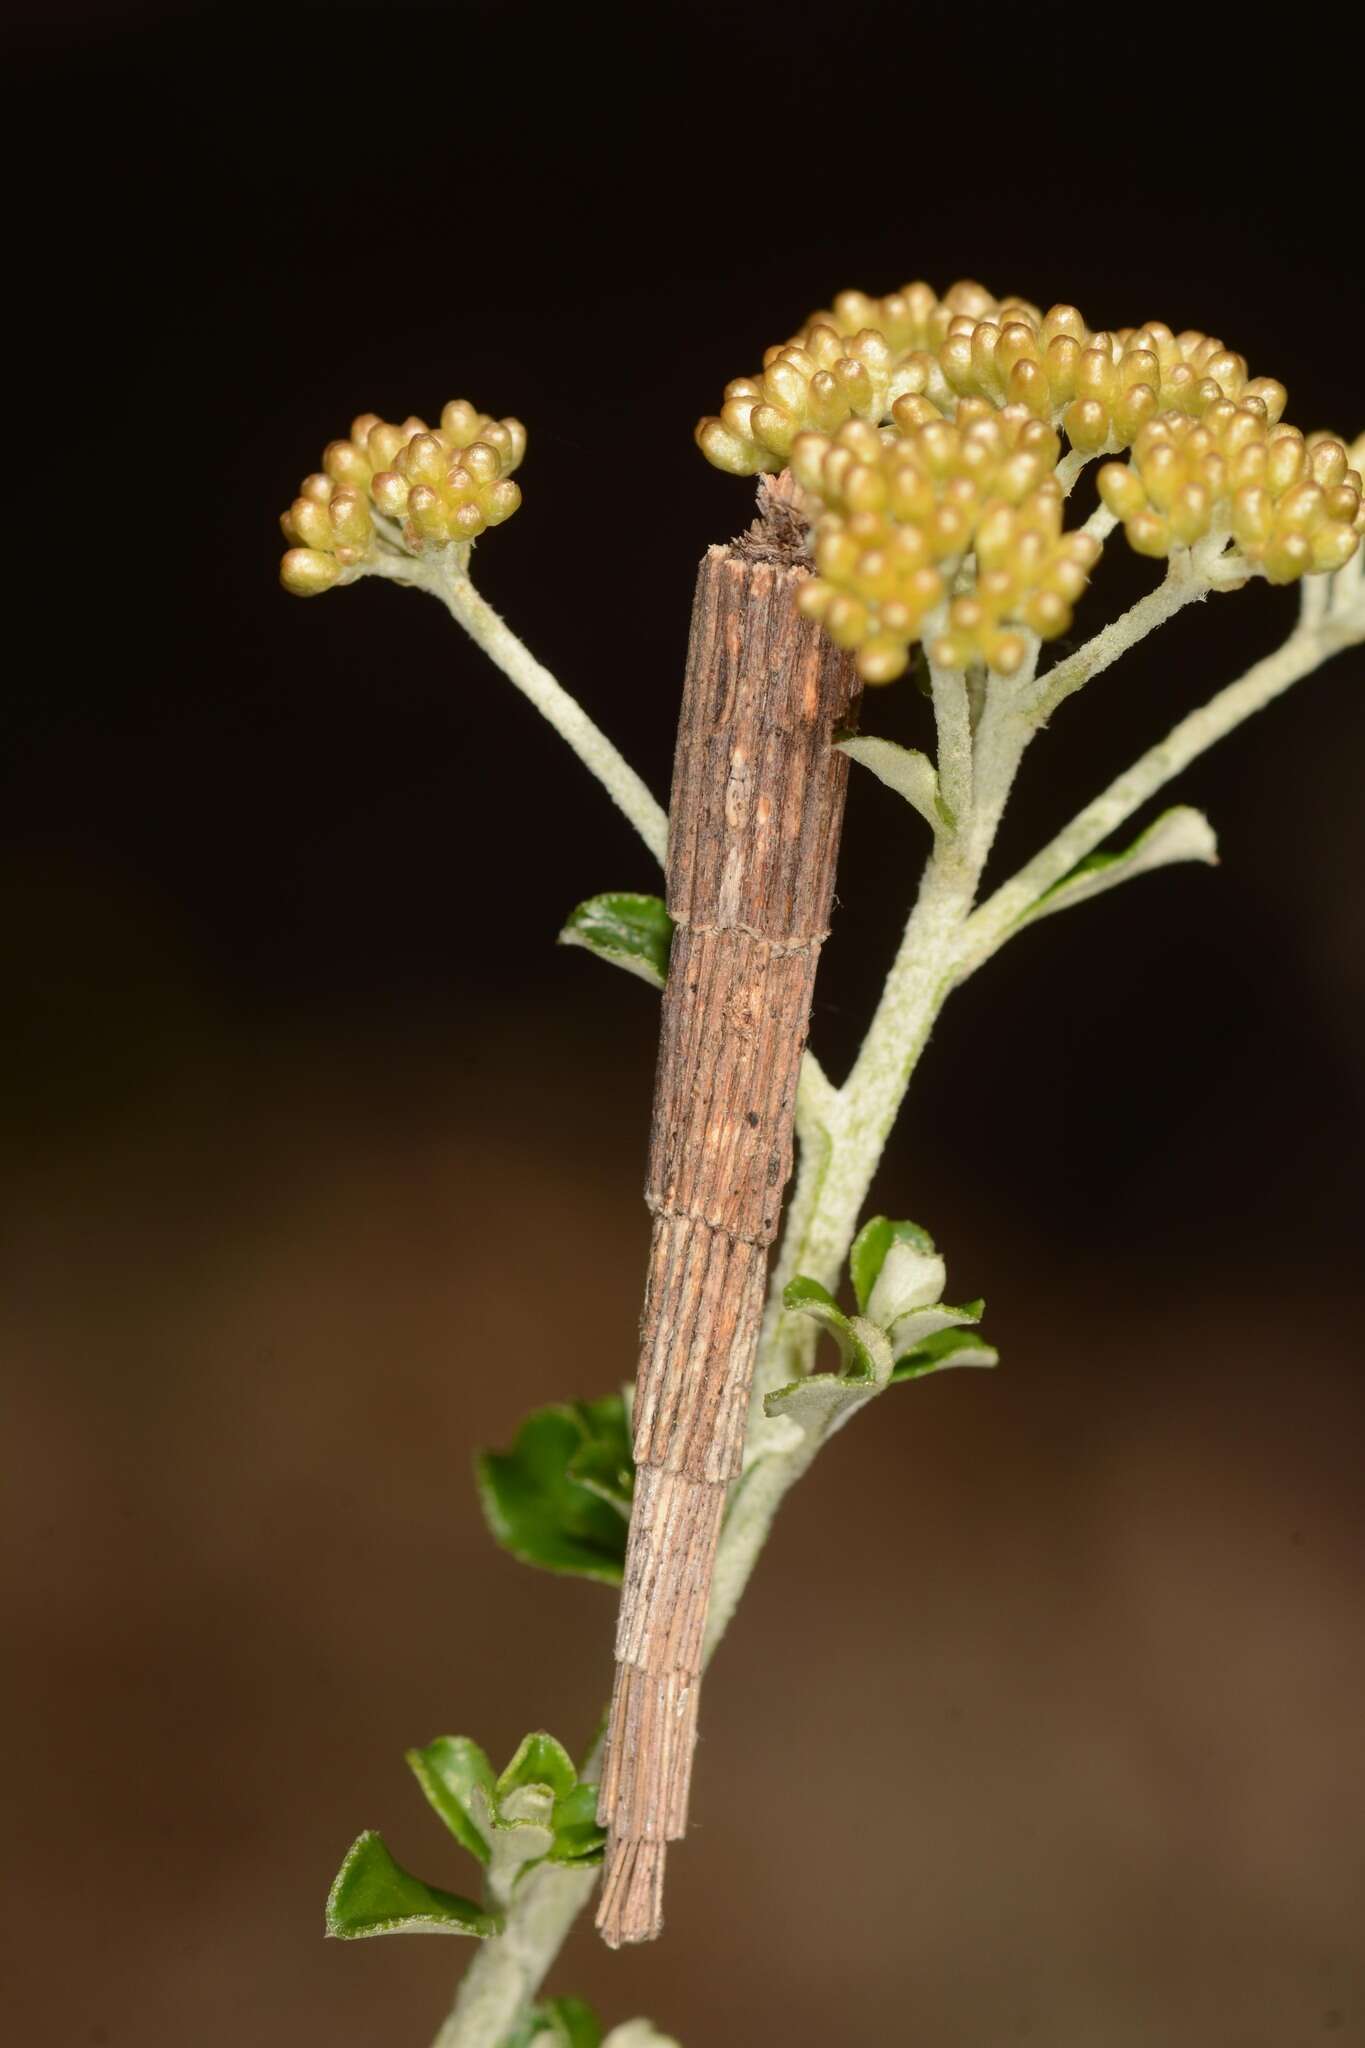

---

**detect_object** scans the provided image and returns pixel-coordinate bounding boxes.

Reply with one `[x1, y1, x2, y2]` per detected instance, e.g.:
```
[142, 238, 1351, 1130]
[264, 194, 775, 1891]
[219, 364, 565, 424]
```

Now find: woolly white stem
[958, 597, 1364, 981]
[364, 550, 669, 864]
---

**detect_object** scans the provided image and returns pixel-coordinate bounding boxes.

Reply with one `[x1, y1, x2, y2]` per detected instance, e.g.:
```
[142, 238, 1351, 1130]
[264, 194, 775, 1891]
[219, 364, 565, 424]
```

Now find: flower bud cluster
[696, 325, 899, 475]
[697, 281, 1291, 482]
[937, 313, 1288, 454]
[790, 401, 1094, 681]
[279, 401, 526, 596]
[280, 474, 376, 596]
[696, 279, 1027, 475]
[1098, 406, 1362, 581]
[374, 405, 526, 546]
[932, 486, 1100, 674]
[798, 278, 1026, 355]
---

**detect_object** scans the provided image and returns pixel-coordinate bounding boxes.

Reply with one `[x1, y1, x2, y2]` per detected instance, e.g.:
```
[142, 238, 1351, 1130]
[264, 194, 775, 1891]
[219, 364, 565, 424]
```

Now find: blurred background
[4, 5, 1363, 2044]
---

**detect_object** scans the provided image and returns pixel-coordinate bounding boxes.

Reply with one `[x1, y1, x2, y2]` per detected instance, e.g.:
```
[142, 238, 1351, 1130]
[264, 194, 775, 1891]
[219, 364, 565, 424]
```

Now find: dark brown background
[4, 6, 1363, 2044]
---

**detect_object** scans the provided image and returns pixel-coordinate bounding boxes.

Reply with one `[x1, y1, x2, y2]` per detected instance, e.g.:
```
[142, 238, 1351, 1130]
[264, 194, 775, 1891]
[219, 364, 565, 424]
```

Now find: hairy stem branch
[364, 551, 669, 863]
[1023, 550, 1211, 725]
[436, 566, 670, 863]
[957, 607, 1361, 981]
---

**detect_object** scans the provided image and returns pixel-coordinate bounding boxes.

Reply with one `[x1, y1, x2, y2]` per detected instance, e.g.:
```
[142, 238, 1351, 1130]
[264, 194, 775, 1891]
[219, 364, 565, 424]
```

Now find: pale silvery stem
[1081, 503, 1118, 545]
[958, 594, 1365, 982]
[434, 564, 670, 864]
[363, 550, 669, 865]
[1055, 447, 1092, 495]
[792, 654, 1036, 1293]
[929, 655, 973, 820]
[1023, 549, 1212, 725]
[432, 1863, 599, 2048]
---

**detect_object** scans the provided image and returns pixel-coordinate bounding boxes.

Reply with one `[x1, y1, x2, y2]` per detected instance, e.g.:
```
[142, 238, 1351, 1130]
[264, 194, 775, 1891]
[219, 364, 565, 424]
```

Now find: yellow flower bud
[280, 547, 341, 596]
[1311, 524, 1359, 573]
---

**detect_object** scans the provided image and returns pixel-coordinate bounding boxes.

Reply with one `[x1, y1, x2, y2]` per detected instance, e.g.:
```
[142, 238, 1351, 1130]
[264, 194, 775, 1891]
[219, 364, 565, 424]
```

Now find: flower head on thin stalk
[1098, 409, 1363, 580]
[279, 401, 526, 595]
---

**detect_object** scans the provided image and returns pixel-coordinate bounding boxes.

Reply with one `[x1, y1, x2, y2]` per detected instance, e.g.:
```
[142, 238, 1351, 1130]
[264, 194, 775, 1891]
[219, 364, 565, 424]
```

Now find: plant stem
[424, 540, 1362, 2048]
[364, 550, 669, 864]
[437, 566, 670, 863]
[432, 1863, 600, 2048]
[957, 604, 1362, 981]
[1023, 551, 1210, 725]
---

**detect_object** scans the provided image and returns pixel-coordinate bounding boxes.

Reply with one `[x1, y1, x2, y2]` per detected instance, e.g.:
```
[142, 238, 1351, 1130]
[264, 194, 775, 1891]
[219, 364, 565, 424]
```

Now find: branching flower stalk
[277, 283, 1363, 2048]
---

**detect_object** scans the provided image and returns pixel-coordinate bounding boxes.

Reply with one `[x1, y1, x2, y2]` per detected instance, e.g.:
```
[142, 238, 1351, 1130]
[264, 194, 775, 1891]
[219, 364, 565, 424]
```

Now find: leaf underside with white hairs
[1019, 805, 1218, 930]
[838, 734, 952, 833]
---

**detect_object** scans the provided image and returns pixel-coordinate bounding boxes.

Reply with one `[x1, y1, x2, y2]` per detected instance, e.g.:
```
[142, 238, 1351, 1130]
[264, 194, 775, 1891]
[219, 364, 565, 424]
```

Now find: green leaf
[890, 1326, 1000, 1383]
[476, 1397, 633, 1585]
[1021, 806, 1218, 930]
[480, 1782, 557, 1899]
[838, 735, 953, 832]
[781, 1275, 880, 1380]
[865, 1239, 948, 1333]
[325, 1831, 501, 1940]
[497, 1732, 578, 1804]
[501, 1996, 604, 2048]
[886, 1297, 983, 1363]
[406, 1736, 496, 1866]
[549, 1779, 608, 1866]
[764, 1368, 884, 1440]
[452, 1734, 607, 1901]
[559, 892, 674, 989]
[849, 1216, 937, 1316]
[564, 1394, 634, 1519]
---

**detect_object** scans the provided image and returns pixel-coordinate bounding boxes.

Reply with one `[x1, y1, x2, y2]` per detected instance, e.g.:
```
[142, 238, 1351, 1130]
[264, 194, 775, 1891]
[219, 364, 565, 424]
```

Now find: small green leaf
[1021, 806, 1218, 930]
[406, 1736, 496, 1865]
[886, 1297, 983, 1362]
[781, 1275, 880, 1380]
[501, 1996, 604, 2048]
[783, 1274, 840, 1314]
[890, 1327, 1000, 1383]
[497, 1732, 578, 1805]
[454, 1733, 607, 1901]
[838, 735, 953, 833]
[476, 1397, 633, 1585]
[764, 1369, 883, 1439]
[564, 1394, 634, 1519]
[559, 892, 674, 989]
[549, 1780, 607, 1866]
[479, 1782, 557, 1900]
[849, 1216, 937, 1315]
[325, 1831, 501, 1940]
[865, 1239, 948, 1332]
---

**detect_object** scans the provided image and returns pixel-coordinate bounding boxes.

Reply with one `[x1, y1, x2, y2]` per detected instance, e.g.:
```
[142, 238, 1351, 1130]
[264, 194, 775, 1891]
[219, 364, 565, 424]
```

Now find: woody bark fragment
[597, 479, 862, 1945]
